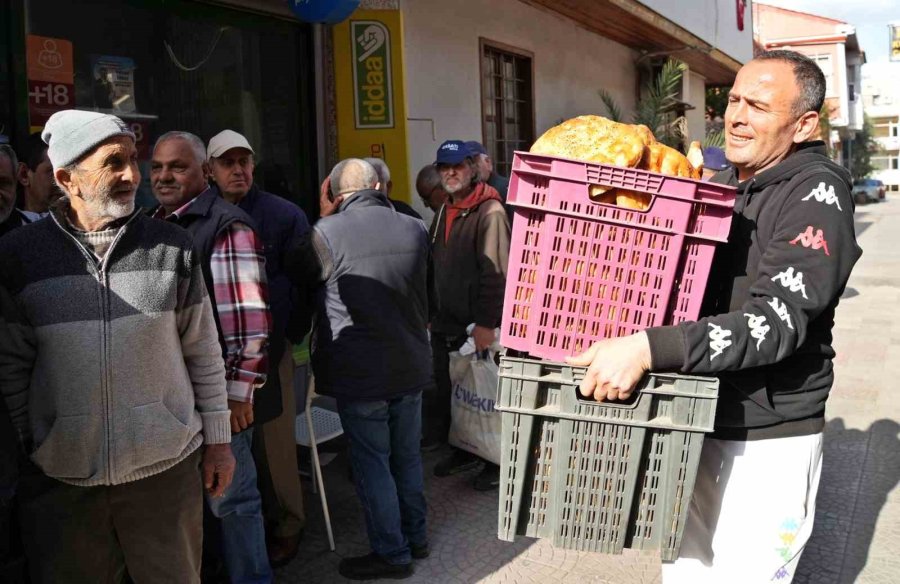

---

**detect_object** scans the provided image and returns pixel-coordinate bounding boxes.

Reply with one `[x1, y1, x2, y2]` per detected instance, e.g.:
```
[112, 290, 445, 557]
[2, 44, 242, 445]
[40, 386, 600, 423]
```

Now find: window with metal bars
[480, 40, 534, 178]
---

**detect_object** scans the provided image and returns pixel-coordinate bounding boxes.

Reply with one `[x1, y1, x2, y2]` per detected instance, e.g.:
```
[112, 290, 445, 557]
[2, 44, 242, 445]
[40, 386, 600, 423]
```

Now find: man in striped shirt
[151, 131, 273, 583]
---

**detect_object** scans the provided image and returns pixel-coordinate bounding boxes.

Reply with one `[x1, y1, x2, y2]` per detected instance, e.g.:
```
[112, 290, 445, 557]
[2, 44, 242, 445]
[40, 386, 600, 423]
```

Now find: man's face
[437, 160, 475, 196]
[210, 148, 254, 200]
[20, 150, 64, 212]
[0, 155, 15, 223]
[151, 139, 209, 211]
[474, 154, 493, 182]
[724, 59, 805, 179]
[418, 184, 447, 212]
[64, 136, 139, 221]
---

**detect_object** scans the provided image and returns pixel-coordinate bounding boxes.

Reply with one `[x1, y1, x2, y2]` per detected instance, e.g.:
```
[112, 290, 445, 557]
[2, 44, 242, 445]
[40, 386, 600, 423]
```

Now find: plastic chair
[294, 370, 343, 552]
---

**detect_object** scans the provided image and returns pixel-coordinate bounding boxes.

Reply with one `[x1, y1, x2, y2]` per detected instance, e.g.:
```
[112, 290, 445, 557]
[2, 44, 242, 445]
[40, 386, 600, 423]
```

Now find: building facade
[864, 63, 900, 194]
[0, 0, 321, 214]
[1, 0, 754, 220]
[335, 0, 754, 218]
[753, 3, 865, 170]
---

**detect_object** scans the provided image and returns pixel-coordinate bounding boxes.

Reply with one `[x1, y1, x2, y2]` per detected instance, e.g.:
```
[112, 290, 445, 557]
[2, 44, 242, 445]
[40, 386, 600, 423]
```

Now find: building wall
[399, 0, 639, 218]
[685, 70, 707, 144]
[776, 43, 846, 120]
[641, 0, 754, 64]
[753, 4, 840, 39]
[864, 64, 900, 191]
[753, 4, 857, 129]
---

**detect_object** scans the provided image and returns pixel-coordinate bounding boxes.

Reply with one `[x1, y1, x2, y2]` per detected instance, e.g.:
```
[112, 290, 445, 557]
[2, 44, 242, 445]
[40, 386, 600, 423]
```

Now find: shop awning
[522, 0, 744, 84]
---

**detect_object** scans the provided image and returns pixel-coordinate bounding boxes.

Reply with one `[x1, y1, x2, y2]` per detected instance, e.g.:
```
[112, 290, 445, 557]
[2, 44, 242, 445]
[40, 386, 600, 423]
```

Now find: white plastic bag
[447, 349, 502, 465]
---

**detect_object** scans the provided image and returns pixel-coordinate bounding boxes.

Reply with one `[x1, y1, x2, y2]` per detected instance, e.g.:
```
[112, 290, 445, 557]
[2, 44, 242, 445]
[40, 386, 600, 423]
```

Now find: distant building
[753, 3, 865, 170]
[863, 63, 900, 194]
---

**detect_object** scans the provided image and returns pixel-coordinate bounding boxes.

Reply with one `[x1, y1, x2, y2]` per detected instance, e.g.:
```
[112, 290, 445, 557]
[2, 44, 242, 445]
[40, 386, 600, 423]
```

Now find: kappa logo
[790, 226, 830, 256]
[767, 297, 794, 330]
[708, 323, 733, 360]
[801, 182, 842, 211]
[744, 313, 770, 350]
[771, 267, 809, 299]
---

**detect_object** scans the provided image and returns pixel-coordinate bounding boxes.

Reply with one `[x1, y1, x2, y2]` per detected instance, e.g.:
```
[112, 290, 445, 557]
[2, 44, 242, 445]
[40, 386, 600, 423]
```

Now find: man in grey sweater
[0, 110, 234, 583]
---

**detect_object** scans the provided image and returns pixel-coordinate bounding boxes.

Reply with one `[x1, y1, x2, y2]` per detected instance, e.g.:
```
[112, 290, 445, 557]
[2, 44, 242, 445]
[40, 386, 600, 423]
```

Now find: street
[278, 198, 900, 584]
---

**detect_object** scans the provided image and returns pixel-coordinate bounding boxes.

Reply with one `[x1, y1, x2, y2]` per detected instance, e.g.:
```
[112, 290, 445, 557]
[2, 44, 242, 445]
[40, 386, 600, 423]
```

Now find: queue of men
[0, 49, 860, 584]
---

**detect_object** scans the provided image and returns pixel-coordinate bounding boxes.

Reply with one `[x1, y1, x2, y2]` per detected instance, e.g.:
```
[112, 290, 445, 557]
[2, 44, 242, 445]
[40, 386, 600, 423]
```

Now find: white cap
[207, 129, 254, 159]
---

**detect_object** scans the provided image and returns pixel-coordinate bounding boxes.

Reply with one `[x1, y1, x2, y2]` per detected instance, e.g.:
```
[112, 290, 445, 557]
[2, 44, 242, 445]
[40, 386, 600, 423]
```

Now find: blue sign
[288, 0, 360, 24]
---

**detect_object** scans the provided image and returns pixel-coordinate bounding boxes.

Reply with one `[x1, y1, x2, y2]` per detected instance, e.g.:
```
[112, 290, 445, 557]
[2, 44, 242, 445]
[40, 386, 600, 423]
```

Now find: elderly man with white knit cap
[0, 110, 234, 584]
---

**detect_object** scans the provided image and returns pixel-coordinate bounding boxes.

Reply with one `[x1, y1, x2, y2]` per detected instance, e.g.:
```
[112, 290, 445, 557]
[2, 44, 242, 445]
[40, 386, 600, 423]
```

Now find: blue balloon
[288, 0, 360, 24]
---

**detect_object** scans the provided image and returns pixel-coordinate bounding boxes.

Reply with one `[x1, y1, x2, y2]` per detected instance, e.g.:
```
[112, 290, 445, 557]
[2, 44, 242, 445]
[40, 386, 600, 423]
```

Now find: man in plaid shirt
[151, 131, 273, 583]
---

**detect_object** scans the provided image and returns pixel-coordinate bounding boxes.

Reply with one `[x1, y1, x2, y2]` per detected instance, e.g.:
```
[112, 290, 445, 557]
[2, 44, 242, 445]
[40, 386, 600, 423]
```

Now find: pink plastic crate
[501, 151, 736, 362]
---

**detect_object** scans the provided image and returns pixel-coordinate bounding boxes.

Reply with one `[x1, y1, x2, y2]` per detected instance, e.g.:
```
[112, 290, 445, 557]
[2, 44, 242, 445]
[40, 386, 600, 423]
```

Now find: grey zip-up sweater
[0, 199, 231, 486]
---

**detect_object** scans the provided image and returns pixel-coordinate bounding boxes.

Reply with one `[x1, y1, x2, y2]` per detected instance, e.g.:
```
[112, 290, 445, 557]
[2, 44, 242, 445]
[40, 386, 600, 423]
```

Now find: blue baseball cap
[702, 147, 729, 171]
[434, 140, 471, 165]
[465, 140, 487, 156]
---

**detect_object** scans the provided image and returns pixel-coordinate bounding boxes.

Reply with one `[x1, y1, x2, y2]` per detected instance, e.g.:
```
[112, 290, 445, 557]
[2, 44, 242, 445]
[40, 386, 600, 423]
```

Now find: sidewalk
[278, 200, 899, 584]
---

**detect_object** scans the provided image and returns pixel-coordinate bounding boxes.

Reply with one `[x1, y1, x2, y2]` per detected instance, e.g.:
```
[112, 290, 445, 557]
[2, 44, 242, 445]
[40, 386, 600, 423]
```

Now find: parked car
[852, 179, 885, 205]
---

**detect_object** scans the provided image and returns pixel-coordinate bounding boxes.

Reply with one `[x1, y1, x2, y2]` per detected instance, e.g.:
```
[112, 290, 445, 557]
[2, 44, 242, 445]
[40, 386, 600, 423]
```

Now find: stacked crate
[495, 151, 736, 560]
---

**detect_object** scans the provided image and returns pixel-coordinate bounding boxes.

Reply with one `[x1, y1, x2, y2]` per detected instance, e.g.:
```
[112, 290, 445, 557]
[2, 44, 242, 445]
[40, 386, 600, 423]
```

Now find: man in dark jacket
[208, 129, 311, 567]
[364, 157, 423, 221]
[0, 145, 30, 239]
[568, 51, 862, 583]
[465, 141, 512, 225]
[425, 140, 510, 491]
[151, 131, 273, 583]
[287, 158, 431, 581]
[0, 287, 21, 579]
[15, 132, 64, 221]
[414, 164, 447, 215]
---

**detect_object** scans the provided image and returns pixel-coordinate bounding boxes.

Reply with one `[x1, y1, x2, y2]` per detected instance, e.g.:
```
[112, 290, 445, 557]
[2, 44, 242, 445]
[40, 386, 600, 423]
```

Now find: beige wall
[642, 0, 754, 64]
[399, 0, 639, 219]
[685, 70, 708, 144]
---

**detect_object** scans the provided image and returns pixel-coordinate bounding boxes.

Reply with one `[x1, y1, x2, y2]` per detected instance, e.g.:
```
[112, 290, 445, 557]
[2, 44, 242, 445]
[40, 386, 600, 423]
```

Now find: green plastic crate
[496, 355, 719, 561]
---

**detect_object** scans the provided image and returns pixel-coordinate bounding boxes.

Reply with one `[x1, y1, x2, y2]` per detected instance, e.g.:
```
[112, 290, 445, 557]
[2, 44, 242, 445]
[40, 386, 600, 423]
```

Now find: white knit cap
[42, 110, 135, 168]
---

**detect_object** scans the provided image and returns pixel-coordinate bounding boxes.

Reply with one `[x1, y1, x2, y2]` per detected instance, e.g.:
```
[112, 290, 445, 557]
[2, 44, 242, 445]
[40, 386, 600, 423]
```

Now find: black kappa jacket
[647, 142, 862, 439]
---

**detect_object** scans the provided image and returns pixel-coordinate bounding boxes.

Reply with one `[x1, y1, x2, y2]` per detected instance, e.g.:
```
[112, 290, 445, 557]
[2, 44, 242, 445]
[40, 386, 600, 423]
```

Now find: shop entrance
[10, 0, 318, 214]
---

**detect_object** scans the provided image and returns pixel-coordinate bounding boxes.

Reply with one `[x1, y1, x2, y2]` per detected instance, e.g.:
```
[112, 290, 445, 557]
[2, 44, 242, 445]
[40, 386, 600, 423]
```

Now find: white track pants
[662, 433, 824, 584]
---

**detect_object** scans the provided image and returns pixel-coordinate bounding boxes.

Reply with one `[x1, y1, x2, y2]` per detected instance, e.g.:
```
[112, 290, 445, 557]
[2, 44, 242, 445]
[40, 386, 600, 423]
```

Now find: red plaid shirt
[155, 197, 271, 403]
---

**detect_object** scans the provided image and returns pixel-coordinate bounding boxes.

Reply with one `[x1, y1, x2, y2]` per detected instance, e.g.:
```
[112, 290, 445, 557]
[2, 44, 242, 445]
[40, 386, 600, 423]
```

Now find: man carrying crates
[569, 50, 861, 583]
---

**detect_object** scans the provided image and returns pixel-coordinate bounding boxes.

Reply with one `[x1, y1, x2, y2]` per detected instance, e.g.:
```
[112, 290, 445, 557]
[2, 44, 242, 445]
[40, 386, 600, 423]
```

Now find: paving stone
[279, 202, 899, 584]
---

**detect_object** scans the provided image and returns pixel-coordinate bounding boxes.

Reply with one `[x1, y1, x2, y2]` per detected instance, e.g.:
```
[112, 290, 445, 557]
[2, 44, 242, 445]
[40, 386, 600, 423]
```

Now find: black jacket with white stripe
[647, 141, 862, 440]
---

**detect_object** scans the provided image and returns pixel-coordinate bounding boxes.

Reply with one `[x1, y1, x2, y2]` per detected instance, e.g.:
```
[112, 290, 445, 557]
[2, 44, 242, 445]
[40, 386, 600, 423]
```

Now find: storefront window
[24, 0, 318, 213]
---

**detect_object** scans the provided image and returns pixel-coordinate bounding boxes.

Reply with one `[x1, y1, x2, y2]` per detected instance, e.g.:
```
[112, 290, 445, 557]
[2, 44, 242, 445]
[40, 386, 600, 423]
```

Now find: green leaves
[598, 58, 688, 149]
[703, 129, 726, 149]
[635, 59, 687, 148]
[598, 89, 623, 123]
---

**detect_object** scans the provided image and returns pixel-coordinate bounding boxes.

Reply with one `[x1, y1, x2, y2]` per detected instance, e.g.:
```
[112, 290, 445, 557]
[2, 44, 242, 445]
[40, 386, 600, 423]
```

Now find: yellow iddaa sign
[334, 10, 412, 203]
[891, 24, 900, 62]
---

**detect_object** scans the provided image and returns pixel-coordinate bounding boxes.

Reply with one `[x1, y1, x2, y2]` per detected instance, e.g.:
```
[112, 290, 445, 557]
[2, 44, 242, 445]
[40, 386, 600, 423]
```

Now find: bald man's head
[415, 164, 446, 212]
[364, 157, 391, 196]
[329, 158, 379, 198]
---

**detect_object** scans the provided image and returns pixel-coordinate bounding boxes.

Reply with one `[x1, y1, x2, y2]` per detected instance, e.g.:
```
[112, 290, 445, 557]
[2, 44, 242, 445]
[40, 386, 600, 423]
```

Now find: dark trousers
[424, 332, 468, 443]
[18, 449, 203, 584]
[337, 392, 427, 564]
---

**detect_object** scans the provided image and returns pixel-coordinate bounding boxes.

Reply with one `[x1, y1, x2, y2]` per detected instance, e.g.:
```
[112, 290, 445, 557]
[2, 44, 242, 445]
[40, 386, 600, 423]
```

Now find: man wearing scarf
[425, 140, 510, 491]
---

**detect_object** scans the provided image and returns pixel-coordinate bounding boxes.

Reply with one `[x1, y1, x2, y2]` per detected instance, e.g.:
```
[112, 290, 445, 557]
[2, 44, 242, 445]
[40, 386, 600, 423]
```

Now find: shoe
[338, 553, 413, 580]
[473, 462, 500, 491]
[411, 542, 430, 560]
[420, 436, 444, 453]
[433, 450, 479, 477]
[267, 531, 302, 569]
